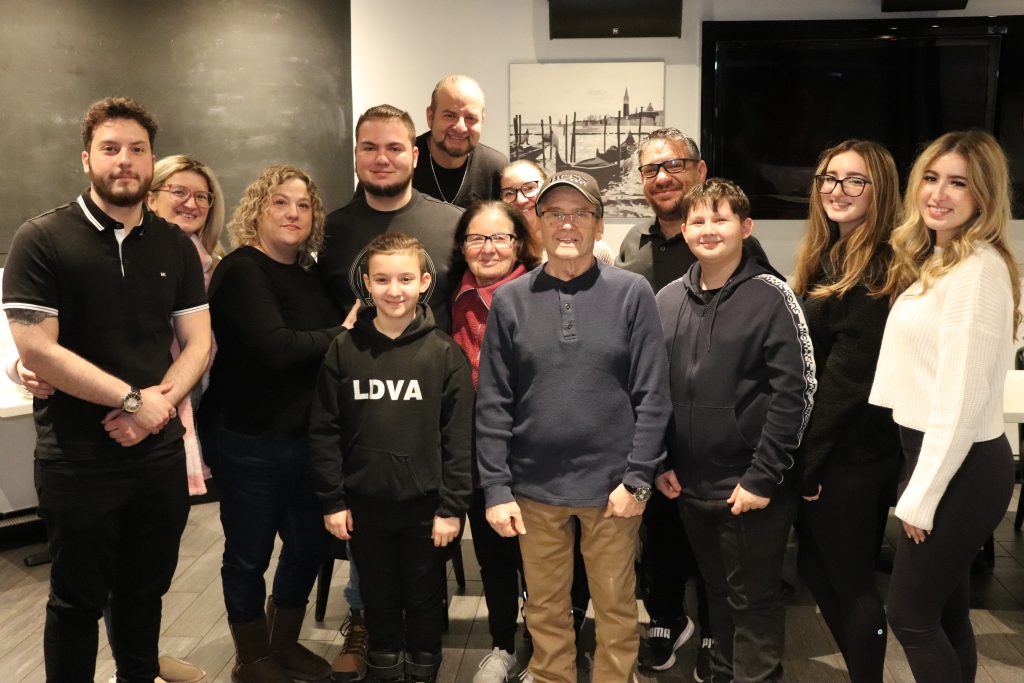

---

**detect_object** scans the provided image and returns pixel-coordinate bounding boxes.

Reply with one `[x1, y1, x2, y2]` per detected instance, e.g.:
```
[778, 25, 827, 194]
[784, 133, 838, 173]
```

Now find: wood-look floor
[3, 488, 1024, 682]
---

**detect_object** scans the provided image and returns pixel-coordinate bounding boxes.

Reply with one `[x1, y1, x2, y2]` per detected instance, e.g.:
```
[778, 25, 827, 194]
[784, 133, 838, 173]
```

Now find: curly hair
[880, 130, 1021, 334]
[150, 154, 226, 263]
[792, 140, 900, 300]
[228, 165, 325, 270]
[81, 96, 158, 150]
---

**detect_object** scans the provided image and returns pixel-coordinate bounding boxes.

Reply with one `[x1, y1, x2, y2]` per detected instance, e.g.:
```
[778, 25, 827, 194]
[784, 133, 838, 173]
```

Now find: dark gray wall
[0, 0, 353, 261]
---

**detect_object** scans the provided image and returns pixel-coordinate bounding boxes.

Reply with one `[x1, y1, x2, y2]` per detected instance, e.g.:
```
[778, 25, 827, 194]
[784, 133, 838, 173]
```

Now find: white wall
[351, 0, 1024, 276]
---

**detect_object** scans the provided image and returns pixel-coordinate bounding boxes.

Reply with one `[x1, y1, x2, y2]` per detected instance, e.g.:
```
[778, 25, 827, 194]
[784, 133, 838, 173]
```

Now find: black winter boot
[405, 650, 441, 683]
[367, 650, 405, 682]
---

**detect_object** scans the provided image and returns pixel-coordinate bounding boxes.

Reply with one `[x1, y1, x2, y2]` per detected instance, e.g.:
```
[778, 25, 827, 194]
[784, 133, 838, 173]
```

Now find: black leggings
[887, 428, 1014, 683]
[796, 456, 898, 683]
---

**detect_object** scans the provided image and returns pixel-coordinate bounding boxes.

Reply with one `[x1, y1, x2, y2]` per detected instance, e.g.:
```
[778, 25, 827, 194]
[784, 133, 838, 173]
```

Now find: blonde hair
[150, 154, 226, 263]
[792, 140, 900, 299]
[228, 165, 325, 270]
[881, 130, 1020, 334]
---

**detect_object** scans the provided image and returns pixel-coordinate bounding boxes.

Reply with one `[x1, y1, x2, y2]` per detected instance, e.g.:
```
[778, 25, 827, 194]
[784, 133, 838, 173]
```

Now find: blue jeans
[210, 424, 328, 622]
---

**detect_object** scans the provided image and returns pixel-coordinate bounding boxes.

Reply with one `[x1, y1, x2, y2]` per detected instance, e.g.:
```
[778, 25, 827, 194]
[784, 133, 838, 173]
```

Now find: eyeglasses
[463, 233, 517, 249]
[539, 210, 597, 225]
[638, 158, 698, 179]
[814, 175, 871, 197]
[499, 181, 541, 203]
[156, 185, 215, 208]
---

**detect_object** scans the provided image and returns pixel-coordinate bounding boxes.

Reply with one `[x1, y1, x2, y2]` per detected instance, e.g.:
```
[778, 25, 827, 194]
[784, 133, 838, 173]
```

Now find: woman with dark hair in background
[792, 140, 902, 683]
[448, 200, 540, 682]
[199, 164, 343, 683]
[871, 130, 1019, 683]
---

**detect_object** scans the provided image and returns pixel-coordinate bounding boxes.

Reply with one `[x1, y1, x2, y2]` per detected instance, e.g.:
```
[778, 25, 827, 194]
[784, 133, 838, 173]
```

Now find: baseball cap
[535, 170, 604, 218]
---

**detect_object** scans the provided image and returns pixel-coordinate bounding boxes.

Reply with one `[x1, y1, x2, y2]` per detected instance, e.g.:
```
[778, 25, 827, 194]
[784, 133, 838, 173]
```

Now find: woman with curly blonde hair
[199, 165, 342, 683]
[870, 131, 1019, 683]
[792, 140, 902, 683]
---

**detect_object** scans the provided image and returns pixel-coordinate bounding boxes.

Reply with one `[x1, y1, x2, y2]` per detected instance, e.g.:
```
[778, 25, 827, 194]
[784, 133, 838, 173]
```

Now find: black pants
[640, 490, 710, 631]
[887, 428, 1014, 683]
[212, 425, 328, 622]
[468, 489, 524, 652]
[680, 491, 797, 683]
[796, 456, 897, 683]
[349, 494, 445, 654]
[35, 448, 189, 683]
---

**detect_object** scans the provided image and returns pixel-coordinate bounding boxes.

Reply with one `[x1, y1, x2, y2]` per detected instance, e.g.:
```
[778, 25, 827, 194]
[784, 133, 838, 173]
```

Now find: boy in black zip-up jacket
[308, 233, 473, 683]
[654, 179, 816, 683]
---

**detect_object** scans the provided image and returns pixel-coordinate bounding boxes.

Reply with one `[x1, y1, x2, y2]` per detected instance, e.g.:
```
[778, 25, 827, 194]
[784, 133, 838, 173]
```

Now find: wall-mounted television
[701, 17, 1024, 219]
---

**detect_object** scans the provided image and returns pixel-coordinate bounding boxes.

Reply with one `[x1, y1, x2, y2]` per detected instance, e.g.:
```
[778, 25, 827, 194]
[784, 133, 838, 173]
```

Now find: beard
[362, 176, 411, 198]
[433, 132, 474, 159]
[89, 168, 152, 208]
[645, 184, 687, 221]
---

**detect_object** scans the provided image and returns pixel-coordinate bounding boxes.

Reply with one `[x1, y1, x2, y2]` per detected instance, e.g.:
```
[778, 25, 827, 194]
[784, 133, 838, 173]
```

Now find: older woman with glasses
[449, 201, 541, 682]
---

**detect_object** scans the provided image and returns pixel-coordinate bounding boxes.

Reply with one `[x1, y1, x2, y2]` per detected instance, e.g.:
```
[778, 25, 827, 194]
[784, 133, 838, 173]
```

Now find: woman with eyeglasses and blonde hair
[870, 130, 1019, 683]
[791, 140, 902, 683]
[146, 154, 226, 499]
[148, 154, 226, 284]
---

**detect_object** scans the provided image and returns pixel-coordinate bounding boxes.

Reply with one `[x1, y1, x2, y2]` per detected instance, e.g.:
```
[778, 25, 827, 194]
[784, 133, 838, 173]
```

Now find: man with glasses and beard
[320, 105, 463, 332]
[412, 75, 507, 208]
[2, 97, 211, 682]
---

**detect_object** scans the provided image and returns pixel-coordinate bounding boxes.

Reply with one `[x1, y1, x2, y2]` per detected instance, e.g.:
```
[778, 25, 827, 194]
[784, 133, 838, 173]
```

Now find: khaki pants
[517, 496, 641, 683]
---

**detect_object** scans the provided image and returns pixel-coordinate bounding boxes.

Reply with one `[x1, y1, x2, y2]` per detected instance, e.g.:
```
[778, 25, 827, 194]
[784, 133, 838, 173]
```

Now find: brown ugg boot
[229, 618, 291, 683]
[266, 597, 331, 680]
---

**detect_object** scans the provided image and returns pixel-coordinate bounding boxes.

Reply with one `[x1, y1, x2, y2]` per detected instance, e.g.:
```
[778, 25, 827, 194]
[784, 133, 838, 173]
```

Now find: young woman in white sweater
[870, 130, 1019, 683]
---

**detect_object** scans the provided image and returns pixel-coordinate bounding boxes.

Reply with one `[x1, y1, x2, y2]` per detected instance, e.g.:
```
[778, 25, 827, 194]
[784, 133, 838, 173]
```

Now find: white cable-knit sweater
[869, 243, 1014, 531]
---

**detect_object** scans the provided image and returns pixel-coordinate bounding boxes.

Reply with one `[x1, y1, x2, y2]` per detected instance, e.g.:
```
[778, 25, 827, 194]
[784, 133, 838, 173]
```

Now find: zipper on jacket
[685, 300, 711, 499]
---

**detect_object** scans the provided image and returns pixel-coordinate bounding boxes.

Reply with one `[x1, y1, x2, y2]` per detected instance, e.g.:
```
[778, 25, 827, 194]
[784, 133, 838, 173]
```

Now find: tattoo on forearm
[5, 309, 55, 326]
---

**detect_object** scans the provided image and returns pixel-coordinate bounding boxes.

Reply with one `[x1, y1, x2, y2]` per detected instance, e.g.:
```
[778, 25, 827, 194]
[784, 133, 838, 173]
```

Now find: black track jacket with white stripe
[655, 252, 817, 501]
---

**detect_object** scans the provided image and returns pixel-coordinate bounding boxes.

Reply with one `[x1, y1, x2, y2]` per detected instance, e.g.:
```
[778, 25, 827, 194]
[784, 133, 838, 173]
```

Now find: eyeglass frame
[462, 233, 518, 249]
[539, 209, 598, 226]
[499, 181, 541, 203]
[155, 184, 216, 208]
[637, 157, 699, 179]
[814, 174, 872, 197]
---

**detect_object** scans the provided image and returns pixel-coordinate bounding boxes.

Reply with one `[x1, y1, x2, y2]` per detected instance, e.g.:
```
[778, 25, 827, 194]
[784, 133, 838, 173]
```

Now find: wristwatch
[120, 386, 142, 414]
[624, 483, 653, 504]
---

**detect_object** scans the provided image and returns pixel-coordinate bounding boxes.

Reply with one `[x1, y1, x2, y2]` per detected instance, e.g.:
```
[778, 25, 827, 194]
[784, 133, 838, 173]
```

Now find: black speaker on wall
[881, 0, 968, 10]
[548, 0, 682, 39]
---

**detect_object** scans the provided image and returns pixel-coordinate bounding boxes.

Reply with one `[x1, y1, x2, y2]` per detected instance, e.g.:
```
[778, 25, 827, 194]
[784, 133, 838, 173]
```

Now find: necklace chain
[429, 147, 470, 204]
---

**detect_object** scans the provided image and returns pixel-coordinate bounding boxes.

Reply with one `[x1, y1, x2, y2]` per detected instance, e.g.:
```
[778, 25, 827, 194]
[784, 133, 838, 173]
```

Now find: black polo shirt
[2, 192, 208, 460]
[616, 219, 771, 293]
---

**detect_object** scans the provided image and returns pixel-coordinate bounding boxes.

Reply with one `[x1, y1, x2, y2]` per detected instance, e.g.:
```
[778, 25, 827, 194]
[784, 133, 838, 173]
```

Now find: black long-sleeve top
[796, 278, 900, 497]
[200, 246, 343, 437]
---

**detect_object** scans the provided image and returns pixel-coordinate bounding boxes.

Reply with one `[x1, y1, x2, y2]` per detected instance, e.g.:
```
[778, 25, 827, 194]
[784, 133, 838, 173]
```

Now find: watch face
[122, 389, 142, 414]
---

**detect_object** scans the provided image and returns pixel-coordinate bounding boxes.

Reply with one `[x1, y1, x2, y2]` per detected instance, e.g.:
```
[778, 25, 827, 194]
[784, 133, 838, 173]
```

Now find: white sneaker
[518, 670, 535, 683]
[473, 647, 518, 682]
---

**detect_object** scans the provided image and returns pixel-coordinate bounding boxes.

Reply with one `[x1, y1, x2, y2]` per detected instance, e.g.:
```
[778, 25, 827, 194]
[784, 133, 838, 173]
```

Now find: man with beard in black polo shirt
[2, 97, 210, 683]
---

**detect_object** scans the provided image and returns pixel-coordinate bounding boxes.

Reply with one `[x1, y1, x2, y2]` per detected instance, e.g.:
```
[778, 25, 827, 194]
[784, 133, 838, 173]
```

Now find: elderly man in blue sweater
[476, 171, 672, 683]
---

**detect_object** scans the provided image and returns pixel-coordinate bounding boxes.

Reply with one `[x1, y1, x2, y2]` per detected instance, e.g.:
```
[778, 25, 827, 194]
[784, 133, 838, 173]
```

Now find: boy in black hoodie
[308, 232, 474, 683]
[654, 179, 816, 683]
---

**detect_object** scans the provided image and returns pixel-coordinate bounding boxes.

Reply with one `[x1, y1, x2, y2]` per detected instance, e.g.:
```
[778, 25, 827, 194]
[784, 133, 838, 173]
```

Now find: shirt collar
[454, 263, 528, 308]
[646, 218, 684, 244]
[77, 191, 148, 233]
